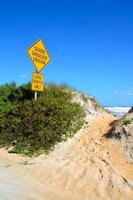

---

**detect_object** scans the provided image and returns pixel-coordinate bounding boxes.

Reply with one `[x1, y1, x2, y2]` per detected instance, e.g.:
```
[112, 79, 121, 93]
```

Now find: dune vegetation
[0, 83, 85, 156]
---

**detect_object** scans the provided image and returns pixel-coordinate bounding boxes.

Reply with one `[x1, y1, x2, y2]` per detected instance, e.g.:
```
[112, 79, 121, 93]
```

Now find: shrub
[0, 83, 85, 155]
[123, 119, 132, 126]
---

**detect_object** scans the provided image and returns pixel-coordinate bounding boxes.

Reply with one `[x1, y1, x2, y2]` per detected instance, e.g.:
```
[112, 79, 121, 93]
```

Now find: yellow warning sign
[28, 39, 51, 73]
[32, 72, 44, 92]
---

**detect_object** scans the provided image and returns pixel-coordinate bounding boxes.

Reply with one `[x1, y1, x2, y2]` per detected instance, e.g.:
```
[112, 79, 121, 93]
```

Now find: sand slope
[0, 113, 133, 200]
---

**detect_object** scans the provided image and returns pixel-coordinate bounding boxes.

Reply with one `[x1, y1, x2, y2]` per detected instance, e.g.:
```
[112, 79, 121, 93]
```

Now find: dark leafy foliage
[0, 83, 85, 155]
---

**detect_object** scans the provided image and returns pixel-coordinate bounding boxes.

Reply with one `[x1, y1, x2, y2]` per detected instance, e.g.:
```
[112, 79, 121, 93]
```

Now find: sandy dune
[0, 113, 133, 200]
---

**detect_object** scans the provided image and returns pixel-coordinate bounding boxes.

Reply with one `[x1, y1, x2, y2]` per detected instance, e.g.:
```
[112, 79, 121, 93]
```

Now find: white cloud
[123, 92, 133, 96]
[122, 87, 133, 96]
[19, 74, 27, 78]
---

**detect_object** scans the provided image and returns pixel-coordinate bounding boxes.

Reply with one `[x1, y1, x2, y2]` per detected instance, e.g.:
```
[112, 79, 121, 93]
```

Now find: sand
[0, 113, 133, 200]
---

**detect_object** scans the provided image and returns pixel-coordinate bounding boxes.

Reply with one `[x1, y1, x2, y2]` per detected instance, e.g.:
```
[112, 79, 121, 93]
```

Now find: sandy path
[0, 113, 133, 200]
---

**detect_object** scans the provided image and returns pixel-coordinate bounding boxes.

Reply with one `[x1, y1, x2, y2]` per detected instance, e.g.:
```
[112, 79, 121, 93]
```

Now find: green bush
[0, 83, 85, 155]
[122, 119, 132, 126]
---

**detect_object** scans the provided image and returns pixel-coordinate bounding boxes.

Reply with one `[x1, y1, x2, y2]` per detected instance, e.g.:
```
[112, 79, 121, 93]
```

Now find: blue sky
[0, 0, 133, 106]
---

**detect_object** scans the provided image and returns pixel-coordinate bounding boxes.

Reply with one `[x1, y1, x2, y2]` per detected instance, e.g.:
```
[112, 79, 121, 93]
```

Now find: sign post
[35, 91, 37, 100]
[27, 39, 51, 100]
[34, 70, 38, 101]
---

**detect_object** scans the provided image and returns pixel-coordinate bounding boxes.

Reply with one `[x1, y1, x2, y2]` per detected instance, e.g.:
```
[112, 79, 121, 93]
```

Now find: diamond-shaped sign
[28, 39, 51, 73]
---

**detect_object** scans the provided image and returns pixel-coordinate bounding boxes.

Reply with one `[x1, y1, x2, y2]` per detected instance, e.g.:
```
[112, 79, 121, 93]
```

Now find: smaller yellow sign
[28, 39, 51, 73]
[32, 72, 44, 92]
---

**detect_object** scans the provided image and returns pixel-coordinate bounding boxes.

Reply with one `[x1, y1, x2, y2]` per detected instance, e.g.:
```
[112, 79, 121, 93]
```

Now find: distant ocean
[104, 107, 131, 116]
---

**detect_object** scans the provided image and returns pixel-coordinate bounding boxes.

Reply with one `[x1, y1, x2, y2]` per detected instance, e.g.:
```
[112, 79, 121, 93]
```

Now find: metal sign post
[27, 39, 51, 99]
[34, 69, 38, 101]
[34, 91, 37, 100]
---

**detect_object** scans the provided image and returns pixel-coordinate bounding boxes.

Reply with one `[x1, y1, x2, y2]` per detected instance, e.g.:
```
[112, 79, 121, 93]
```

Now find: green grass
[0, 82, 85, 156]
[122, 119, 132, 126]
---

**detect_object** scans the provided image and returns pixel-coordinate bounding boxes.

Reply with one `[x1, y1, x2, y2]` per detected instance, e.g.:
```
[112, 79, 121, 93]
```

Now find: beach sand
[0, 113, 133, 200]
